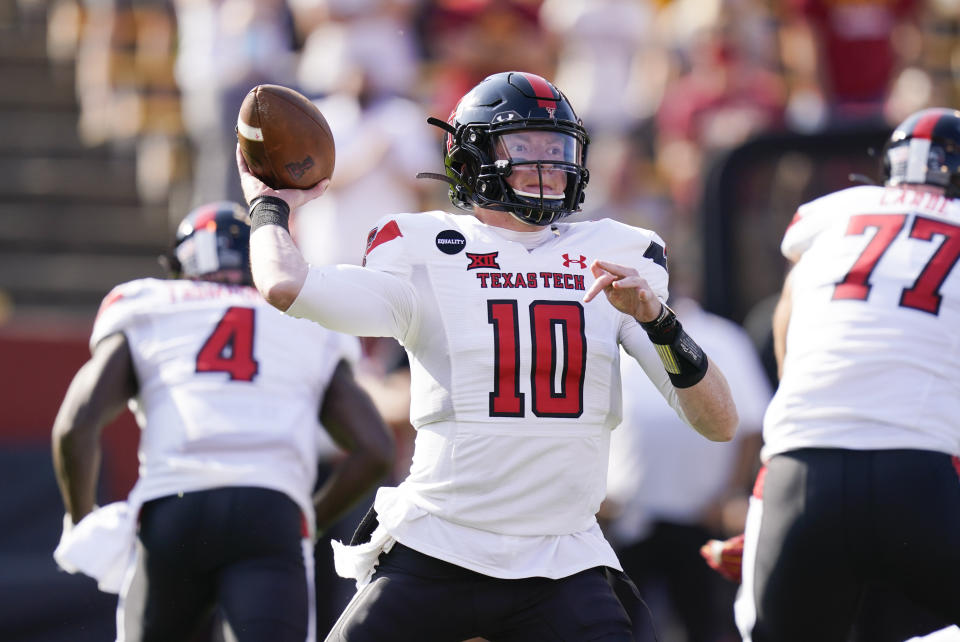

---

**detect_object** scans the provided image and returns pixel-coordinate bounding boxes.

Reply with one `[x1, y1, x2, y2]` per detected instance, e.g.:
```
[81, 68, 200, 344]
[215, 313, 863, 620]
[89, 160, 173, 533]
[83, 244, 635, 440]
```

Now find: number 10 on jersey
[488, 299, 586, 418]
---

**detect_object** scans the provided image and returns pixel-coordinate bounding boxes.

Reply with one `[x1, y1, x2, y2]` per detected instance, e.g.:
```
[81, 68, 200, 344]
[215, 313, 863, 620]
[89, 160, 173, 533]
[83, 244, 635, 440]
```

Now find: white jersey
[762, 185, 960, 460]
[92, 278, 359, 534]
[289, 210, 682, 579]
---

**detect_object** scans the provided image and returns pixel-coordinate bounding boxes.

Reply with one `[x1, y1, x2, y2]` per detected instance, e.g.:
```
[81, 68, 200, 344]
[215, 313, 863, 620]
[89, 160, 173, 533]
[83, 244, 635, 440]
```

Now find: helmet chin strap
[506, 204, 561, 227]
[506, 210, 531, 226]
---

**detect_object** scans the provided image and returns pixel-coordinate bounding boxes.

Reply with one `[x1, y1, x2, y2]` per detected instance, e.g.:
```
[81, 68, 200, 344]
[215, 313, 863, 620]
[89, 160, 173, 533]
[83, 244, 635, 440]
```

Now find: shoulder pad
[91, 279, 169, 350]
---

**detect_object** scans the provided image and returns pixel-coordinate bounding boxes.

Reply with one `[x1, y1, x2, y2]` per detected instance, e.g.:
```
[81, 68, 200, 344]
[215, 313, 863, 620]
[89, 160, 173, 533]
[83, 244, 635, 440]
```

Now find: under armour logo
[545, 107, 556, 119]
[493, 111, 522, 123]
[562, 253, 586, 269]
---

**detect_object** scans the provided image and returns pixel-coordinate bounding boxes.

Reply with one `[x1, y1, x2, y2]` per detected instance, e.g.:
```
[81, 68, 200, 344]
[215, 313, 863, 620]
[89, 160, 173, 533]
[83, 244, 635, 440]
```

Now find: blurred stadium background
[0, 0, 957, 640]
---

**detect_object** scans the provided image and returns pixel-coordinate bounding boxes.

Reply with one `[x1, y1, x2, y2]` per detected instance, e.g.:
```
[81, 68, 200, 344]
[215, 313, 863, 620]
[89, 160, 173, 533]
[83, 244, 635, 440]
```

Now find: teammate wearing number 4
[734, 108, 960, 642]
[52, 202, 394, 641]
[238, 71, 738, 641]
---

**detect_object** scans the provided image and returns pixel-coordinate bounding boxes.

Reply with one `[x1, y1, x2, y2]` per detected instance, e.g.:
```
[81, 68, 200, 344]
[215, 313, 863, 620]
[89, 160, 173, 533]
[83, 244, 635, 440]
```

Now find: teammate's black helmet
[421, 71, 590, 226]
[883, 107, 960, 198]
[166, 201, 252, 285]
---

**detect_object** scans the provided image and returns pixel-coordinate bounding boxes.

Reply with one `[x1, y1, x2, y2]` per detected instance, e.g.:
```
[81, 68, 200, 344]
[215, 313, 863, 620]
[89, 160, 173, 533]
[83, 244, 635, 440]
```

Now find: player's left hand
[700, 533, 744, 583]
[583, 259, 662, 322]
[236, 144, 329, 211]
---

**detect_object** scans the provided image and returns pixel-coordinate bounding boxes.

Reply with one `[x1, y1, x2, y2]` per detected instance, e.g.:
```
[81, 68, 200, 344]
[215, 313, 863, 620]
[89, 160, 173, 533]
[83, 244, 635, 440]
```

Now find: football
[236, 84, 335, 190]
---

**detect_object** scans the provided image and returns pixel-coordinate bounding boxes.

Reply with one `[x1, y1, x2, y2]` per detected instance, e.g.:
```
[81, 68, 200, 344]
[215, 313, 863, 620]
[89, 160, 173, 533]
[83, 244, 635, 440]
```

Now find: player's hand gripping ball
[236, 84, 335, 190]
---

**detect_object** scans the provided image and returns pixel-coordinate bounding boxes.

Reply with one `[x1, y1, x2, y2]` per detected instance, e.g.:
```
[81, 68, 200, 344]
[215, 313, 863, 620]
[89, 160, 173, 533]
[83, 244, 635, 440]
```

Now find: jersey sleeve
[606, 220, 670, 301]
[639, 230, 670, 302]
[286, 215, 419, 341]
[780, 205, 819, 262]
[595, 220, 670, 302]
[619, 323, 688, 424]
[780, 189, 860, 262]
[89, 279, 162, 352]
[612, 224, 687, 422]
[362, 217, 411, 276]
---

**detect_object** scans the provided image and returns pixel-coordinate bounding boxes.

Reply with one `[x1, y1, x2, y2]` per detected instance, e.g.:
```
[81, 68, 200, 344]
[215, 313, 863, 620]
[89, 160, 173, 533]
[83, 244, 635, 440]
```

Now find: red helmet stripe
[193, 205, 218, 230]
[912, 111, 941, 140]
[520, 72, 556, 108]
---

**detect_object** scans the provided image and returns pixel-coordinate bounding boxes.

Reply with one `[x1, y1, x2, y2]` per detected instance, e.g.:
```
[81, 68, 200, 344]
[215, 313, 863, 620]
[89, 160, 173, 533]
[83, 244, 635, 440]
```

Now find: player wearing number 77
[734, 108, 960, 642]
[51, 201, 394, 641]
[240, 71, 737, 641]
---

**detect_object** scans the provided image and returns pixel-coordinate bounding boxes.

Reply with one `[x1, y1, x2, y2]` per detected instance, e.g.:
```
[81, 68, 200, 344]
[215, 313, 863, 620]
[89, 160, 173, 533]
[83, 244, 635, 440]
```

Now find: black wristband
[250, 195, 291, 233]
[640, 304, 709, 388]
[659, 325, 708, 388]
[640, 303, 679, 344]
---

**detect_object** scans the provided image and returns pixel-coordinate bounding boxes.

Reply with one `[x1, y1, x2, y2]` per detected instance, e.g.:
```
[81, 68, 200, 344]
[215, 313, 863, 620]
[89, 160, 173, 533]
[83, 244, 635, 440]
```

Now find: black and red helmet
[167, 201, 252, 285]
[420, 71, 590, 226]
[883, 108, 960, 198]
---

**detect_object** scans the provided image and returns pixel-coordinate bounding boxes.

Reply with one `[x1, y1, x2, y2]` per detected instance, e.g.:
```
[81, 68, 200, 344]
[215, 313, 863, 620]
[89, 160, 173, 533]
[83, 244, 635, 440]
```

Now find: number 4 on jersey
[196, 306, 259, 381]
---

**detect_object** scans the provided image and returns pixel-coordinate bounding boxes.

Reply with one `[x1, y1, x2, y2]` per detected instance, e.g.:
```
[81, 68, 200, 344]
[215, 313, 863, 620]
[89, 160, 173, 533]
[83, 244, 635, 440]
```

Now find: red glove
[700, 533, 745, 583]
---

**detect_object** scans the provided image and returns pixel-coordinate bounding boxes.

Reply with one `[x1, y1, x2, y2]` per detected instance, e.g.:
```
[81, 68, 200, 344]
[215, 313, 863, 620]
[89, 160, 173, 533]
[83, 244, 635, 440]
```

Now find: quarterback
[240, 72, 738, 641]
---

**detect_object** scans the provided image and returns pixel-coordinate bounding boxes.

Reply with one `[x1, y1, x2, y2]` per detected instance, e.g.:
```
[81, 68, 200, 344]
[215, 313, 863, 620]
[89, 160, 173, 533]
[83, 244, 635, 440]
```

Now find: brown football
[236, 84, 335, 190]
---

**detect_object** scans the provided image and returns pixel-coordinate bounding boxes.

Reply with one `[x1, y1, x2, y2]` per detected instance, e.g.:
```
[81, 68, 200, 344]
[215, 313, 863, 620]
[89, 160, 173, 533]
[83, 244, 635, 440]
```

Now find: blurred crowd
[40, 0, 960, 283]
[35, 0, 960, 640]
[38, 0, 960, 319]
